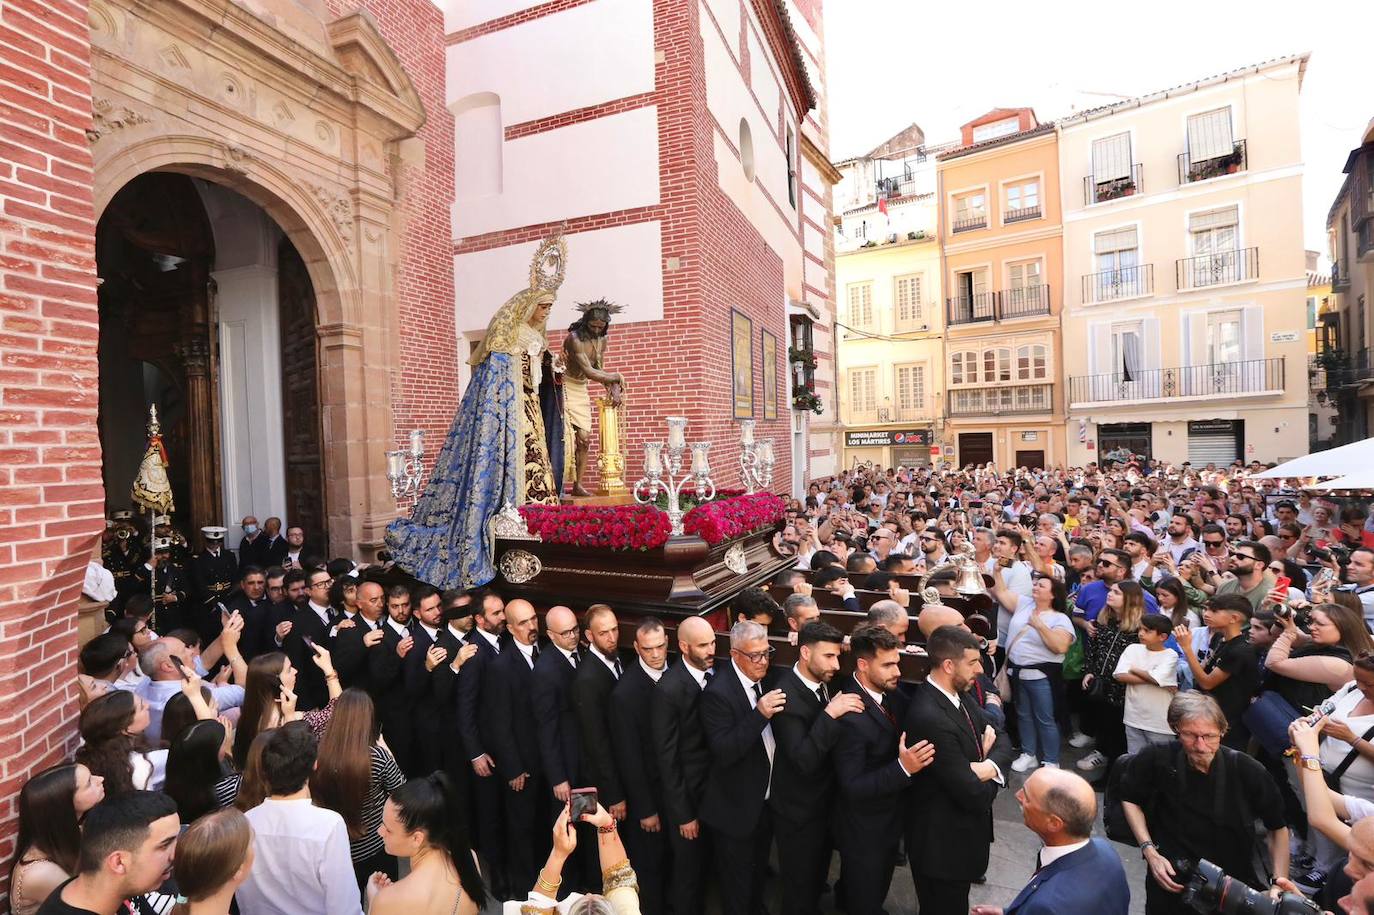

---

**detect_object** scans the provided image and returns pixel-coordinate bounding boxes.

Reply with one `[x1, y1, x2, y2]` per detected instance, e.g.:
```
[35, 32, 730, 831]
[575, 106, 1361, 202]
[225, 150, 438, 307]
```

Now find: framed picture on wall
[762, 329, 778, 420]
[731, 309, 754, 419]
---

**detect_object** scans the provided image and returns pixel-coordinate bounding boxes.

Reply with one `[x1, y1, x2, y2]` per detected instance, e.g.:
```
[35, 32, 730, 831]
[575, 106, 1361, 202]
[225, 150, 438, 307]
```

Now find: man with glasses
[700, 620, 785, 915]
[1072, 548, 1159, 640]
[1215, 540, 1277, 613]
[916, 529, 949, 572]
[1119, 692, 1288, 915]
[282, 566, 337, 710]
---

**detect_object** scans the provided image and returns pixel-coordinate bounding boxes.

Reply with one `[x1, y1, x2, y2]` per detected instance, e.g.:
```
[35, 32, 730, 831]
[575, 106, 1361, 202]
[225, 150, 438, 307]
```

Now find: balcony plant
[788, 346, 817, 371]
[792, 380, 823, 414]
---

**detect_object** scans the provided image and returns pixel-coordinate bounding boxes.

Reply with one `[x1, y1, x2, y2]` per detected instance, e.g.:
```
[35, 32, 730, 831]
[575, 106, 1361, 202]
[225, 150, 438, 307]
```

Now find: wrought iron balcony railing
[1081, 264, 1154, 304]
[1084, 164, 1142, 205]
[1175, 247, 1259, 290]
[952, 212, 988, 234]
[946, 287, 1052, 325]
[946, 293, 998, 325]
[1178, 140, 1247, 184]
[1069, 357, 1284, 405]
[1003, 204, 1042, 223]
[947, 383, 1053, 416]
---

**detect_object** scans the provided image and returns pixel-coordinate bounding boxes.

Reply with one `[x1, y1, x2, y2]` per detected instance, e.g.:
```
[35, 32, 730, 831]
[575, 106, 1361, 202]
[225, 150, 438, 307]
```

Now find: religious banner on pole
[131, 404, 175, 515]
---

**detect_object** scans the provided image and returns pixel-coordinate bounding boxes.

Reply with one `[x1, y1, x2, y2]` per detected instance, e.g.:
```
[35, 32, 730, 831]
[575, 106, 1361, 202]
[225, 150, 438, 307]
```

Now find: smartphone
[1273, 575, 1292, 593]
[169, 655, 192, 681]
[303, 634, 318, 653]
[569, 787, 598, 825]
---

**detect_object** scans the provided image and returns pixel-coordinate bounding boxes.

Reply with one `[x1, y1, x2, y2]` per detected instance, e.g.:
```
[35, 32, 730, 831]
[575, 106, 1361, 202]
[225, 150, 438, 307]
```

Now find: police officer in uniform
[103, 510, 145, 616]
[190, 525, 238, 643]
[129, 536, 189, 633]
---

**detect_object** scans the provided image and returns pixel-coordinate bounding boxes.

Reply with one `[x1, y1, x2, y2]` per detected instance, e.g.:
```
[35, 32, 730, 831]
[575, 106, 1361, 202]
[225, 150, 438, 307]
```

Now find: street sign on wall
[845, 429, 933, 447]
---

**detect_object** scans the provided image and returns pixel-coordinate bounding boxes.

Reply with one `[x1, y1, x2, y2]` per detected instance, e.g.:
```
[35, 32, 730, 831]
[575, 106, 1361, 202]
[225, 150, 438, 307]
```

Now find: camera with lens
[1274, 603, 1313, 631]
[1175, 859, 1320, 915]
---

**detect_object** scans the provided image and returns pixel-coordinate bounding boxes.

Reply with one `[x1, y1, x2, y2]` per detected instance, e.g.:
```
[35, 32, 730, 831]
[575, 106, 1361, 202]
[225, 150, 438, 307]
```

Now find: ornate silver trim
[499, 549, 542, 584]
[490, 502, 540, 541]
[724, 542, 749, 576]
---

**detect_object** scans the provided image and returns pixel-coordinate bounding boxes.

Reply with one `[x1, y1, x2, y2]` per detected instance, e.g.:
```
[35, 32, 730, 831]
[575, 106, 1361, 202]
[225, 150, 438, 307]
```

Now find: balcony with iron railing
[1310, 349, 1374, 390]
[1175, 247, 1259, 290]
[1333, 259, 1350, 291]
[1081, 264, 1154, 304]
[1178, 140, 1247, 185]
[947, 383, 1053, 416]
[1084, 164, 1142, 205]
[952, 211, 988, 234]
[1068, 357, 1285, 406]
[844, 402, 936, 426]
[1352, 158, 1372, 228]
[1003, 204, 1042, 224]
[946, 287, 1052, 325]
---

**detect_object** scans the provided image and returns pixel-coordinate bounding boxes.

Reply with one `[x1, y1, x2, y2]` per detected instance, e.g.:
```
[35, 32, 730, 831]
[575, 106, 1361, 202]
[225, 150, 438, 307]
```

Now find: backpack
[1102, 752, 1138, 844]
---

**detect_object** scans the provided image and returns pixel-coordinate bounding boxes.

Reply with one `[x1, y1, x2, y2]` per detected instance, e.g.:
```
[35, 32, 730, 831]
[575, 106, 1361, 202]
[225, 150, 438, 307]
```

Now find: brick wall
[324, 0, 459, 469]
[0, 0, 100, 885]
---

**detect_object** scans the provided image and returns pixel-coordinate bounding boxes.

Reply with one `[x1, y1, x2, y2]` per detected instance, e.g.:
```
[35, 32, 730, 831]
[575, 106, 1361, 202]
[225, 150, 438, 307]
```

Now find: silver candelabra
[633, 416, 715, 536]
[737, 420, 775, 493]
[386, 430, 426, 503]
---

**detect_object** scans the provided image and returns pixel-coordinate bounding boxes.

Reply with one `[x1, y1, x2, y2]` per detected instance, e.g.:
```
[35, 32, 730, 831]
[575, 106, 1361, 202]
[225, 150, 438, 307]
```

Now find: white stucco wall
[454, 220, 665, 336]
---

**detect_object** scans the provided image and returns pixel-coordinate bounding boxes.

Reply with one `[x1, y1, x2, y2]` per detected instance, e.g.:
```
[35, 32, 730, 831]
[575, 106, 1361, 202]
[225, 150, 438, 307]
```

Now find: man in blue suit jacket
[972, 767, 1130, 915]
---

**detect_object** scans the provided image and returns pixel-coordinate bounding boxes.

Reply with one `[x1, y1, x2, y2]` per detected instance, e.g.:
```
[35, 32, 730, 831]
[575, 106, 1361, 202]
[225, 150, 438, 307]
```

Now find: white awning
[1306, 469, 1374, 492]
[1254, 437, 1374, 479]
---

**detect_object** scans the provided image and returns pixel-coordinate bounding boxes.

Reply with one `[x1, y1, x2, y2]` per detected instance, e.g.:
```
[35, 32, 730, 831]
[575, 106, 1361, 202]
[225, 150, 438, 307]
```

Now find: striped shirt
[347, 745, 404, 862]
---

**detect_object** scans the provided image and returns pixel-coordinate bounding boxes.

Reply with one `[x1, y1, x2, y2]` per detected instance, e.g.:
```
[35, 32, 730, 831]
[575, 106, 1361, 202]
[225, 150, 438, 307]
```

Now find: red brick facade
[451, 0, 824, 495]
[0, 0, 100, 877]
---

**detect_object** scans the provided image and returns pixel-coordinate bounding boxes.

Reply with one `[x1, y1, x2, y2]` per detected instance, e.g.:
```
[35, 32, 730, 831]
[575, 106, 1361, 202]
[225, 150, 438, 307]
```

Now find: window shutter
[1094, 227, 1138, 255]
[1188, 206, 1239, 233]
[1092, 133, 1132, 180]
[1242, 306, 1264, 363]
[1187, 108, 1234, 162]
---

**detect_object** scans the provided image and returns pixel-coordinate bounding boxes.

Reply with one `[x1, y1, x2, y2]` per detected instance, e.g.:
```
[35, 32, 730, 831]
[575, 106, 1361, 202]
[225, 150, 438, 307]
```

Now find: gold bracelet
[536, 873, 561, 893]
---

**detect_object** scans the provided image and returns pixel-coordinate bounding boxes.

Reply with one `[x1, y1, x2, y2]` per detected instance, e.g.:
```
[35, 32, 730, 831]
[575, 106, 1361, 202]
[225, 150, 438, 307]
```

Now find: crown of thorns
[575, 298, 624, 315]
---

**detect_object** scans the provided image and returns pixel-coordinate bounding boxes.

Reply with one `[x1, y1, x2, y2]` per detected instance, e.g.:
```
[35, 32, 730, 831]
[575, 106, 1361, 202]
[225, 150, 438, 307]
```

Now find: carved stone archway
[88, 0, 427, 555]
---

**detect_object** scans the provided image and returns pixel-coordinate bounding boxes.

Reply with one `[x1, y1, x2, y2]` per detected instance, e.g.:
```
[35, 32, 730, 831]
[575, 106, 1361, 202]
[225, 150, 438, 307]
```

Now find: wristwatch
[1299, 755, 1322, 772]
[1139, 841, 1158, 857]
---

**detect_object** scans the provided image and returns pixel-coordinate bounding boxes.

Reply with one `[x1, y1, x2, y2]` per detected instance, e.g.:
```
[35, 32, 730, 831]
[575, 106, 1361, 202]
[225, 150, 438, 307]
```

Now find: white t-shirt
[1113, 643, 1178, 734]
[1320, 683, 1374, 801]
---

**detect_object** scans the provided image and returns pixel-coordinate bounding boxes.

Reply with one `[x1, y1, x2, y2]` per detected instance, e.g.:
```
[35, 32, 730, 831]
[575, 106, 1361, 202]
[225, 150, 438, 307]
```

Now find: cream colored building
[1060, 55, 1311, 466]
[834, 126, 946, 469]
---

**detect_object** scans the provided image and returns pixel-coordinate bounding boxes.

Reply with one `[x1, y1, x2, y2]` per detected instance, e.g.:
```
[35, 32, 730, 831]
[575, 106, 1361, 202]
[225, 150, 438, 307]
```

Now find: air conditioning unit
[916, 323, 930, 332]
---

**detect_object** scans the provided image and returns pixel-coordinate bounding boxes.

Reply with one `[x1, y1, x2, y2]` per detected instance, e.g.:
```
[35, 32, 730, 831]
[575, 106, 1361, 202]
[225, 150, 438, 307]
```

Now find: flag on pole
[131, 404, 175, 515]
[877, 195, 888, 216]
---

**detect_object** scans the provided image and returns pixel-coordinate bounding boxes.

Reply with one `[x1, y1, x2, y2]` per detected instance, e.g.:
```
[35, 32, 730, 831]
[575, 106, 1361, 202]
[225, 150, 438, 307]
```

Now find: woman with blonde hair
[1078, 580, 1145, 773]
[170, 808, 254, 915]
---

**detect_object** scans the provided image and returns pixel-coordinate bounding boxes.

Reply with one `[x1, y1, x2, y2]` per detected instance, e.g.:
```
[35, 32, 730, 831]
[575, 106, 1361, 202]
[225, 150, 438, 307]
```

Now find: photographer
[1288, 715, 1374, 905]
[1121, 692, 1289, 915]
[1266, 603, 1373, 715]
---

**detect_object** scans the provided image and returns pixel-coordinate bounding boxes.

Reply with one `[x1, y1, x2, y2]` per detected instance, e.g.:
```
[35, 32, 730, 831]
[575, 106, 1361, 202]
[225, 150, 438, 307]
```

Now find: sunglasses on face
[1204, 540, 1225, 548]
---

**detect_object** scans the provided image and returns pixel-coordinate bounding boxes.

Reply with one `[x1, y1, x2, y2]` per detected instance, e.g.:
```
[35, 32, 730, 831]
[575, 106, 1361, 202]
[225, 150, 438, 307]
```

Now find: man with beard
[372, 585, 416, 773]
[561, 299, 626, 497]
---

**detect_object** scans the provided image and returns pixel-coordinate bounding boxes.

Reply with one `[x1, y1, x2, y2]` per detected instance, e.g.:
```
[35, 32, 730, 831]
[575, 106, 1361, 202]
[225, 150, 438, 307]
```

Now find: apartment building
[1059, 55, 1310, 466]
[833, 124, 946, 468]
[937, 109, 1066, 469]
[1317, 117, 1374, 448]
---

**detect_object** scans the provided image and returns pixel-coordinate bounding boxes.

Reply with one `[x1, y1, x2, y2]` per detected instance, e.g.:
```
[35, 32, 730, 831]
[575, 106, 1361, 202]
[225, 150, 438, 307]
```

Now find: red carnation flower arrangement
[518, 492, 785, 550]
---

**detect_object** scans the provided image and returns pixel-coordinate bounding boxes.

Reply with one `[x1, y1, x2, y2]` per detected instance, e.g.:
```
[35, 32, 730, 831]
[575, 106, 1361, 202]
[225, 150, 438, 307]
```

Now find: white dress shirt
[686, 662, 710, 690]
[516, 639, 536, 669]
[237, 798, 362, 915]
[386, 617, 410, 639]
[593, 647, 620, 679]
[307, 601, 331, 628]
[640, 658, 665, 683]
[733, 661, 774, 797]
[473, 626, 501, 654]
[1038, 838, 1091, 869]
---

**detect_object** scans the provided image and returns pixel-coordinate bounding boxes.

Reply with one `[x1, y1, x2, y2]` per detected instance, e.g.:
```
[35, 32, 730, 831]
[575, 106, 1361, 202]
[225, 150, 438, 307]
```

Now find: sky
[822, 0, 1374, 258]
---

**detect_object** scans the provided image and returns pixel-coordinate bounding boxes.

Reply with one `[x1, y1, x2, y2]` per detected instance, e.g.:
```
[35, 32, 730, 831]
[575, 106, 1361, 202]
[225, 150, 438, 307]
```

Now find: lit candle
[739, 419, 755, 446]
[386, 451, 404, 479]
[645, 441, 662, 474]
[691, 443, 711, 474]
[666, 417, 687, 449]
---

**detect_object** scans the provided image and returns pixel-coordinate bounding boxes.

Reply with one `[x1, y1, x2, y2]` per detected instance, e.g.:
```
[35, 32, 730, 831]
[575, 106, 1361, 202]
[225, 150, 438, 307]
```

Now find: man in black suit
[700, 619, 785, 915]
[483, 598, 546, 896]
[832, 625, 936, 915]
[770, 621, 864, 915]
[572, 604, 627, 823]
[254, 516, 289, 568]
[456, 588, 510, 897]
[223, 565, 271, 660]
[650, 616, 716, 914]
[905, 625, 1013, 915]
[281, 566, 336, 710]
[372, 585, 416, 774]
[431, 589, 478, 777]
[332, 580, 386, 691]
[403, 584, 452, 776]
[609, 617, 669, 915]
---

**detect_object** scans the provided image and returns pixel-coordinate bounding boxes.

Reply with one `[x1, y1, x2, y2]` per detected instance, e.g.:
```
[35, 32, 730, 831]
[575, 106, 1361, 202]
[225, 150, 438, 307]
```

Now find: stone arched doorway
[88, 0, 428, 556]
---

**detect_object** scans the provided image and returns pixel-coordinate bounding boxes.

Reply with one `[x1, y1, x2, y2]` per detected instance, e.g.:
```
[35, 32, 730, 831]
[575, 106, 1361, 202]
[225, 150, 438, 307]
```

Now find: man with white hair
[136, 629, 246, 742]
[699, 620, 786, 915]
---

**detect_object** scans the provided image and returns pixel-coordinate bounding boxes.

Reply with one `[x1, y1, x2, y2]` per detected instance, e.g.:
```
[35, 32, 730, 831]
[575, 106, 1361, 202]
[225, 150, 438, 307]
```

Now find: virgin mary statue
[385, 233, 564, 589]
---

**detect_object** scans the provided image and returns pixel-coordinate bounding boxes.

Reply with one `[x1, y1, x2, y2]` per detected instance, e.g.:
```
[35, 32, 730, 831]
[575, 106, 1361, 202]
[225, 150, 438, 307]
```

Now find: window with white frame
[1189, 206, 1239, 255]
[950, 350, 979, 385]
[846, 282, 873, 329]
[849, 367, 876, 414]
[1091, 226, 1141, 301]
[972, 117, 1019, 143]
[953, 191, 987, 230]
[983, 347, 1011, 383]
[894, 274, 924, 328]
[1005, 259, 1043, 311]
[1205, 310, 1243, 365]
[896, 364, 925, 413]
[1004, 178, 1040, 218]
[1186, 107, 1235, 163]
[1016, 344, 1048, 380]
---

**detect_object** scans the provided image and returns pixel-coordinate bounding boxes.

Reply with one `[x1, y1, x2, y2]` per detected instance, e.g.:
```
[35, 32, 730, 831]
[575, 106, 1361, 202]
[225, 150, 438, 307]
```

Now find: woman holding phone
[232, 646, 340, 769]
[507, 801, 641, 914]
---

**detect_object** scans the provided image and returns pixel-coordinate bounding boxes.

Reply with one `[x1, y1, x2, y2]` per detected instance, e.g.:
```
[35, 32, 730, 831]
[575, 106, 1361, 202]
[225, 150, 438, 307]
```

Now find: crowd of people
[18, 456, 1374, 914]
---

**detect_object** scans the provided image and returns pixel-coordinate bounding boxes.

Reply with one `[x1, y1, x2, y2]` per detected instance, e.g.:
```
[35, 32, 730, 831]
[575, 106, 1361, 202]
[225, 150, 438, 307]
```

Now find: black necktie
[878, 693, 896, 725]
[569, 649, 579, 668]
[612, 656, 622, 678]
[531, 643, 540, 662]
[817, 684, 829, 705]
[703, 668, 714, 687]
[752, 682, 764, 703]
[1034, 851, 1043, 874]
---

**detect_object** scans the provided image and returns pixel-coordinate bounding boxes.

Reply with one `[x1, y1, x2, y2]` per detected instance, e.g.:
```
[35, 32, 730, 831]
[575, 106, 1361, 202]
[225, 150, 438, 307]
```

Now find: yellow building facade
[937, 111, 1067, 469]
